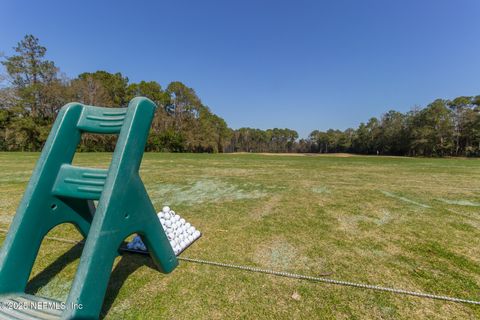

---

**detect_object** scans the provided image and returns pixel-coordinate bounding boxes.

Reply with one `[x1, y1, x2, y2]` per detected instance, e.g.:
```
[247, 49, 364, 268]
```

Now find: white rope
[1, 228, 479, 305]
[177, 257, 480, 305]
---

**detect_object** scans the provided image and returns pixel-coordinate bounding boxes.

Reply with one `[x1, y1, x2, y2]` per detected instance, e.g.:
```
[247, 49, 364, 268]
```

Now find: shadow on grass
[101, 252, 157, 318]
[25, 242, 157, 319]
[26, 242, 84, 295]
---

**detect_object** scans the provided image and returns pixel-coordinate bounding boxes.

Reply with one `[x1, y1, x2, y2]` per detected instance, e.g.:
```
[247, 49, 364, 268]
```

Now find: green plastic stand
[0, 97, 177, 319]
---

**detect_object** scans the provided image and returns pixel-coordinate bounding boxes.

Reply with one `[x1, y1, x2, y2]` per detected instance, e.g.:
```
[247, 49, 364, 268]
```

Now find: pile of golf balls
[126, 206, 201, 256]
[158, 206, 201, 255]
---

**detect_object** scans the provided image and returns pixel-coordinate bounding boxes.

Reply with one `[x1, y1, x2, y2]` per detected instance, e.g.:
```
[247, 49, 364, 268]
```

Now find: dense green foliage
[0, 35, 231, 153]
[214, 96, 480, 156]
[307, 97, 480, 156]
[1, 35, 479, 156]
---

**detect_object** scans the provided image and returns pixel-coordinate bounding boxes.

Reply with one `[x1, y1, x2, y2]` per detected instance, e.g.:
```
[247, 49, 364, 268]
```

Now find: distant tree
[378, 110, 407, 155]
[198, 108, 231, 152]
[448, 96, 478, 155]
[413, 99, 454, 156]
[73, 71, 129, 107]
[71, 75, 110, 106]
[0, 87, 18, 111]
[1, 34, 59, 118]
[296, 138, 313, 153]
[126, 81, 169, 107]
[126, 80, 172, 139]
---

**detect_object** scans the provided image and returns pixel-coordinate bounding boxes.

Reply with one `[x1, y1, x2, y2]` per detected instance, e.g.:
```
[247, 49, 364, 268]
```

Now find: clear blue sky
[1, 0, 479, 137]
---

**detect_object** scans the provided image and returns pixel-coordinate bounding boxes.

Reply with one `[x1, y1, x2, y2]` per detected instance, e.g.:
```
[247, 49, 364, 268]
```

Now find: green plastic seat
[0, 97, 177, 319]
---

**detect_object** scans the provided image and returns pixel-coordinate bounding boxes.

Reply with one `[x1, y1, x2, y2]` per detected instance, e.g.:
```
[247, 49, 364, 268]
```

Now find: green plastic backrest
[0, 97, 177, 319]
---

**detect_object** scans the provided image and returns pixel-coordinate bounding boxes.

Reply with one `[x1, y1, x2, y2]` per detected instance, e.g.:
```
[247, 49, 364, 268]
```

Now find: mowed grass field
[0, 152, 479, 319]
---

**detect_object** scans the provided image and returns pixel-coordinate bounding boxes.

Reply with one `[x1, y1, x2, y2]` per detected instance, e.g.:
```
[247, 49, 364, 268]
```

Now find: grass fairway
[0, 152, 479, 319]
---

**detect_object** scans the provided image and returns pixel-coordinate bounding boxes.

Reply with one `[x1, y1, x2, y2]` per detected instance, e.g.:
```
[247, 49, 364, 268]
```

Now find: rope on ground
[177, 257, 480, 305]
[0, 228, 479, 306]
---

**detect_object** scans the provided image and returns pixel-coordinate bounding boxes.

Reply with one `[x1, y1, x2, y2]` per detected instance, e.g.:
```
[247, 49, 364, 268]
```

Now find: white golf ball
[162, 206, 170, 213]
[180, 240, 186, 247]
[157, 212, 164, 218]
[165, 220, 172, 227]
[188, 235, 194, 242]
[180, 218, 186, 224]
[174, 215, 180, 222]
[164, 212, 171, 220]
[185, 223, 191, 229]
[170, 210, 175, 215]
[167, 232, 174, 239]
[194, 230, 201, 239]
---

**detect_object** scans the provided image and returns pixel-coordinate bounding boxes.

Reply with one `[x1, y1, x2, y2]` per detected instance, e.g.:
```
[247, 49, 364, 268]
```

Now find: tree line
[0, 35, 231, 152]
[232, 96, 480, 157]
[1, 35, 479, 156]
[306, 96, 480, 156]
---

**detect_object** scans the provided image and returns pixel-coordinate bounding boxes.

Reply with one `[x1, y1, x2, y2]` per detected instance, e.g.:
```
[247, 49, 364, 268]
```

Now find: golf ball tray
[124, 206, 201, 256]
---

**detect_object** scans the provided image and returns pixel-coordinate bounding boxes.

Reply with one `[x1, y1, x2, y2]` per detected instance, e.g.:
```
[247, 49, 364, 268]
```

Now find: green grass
[0, 152, 480, 319]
